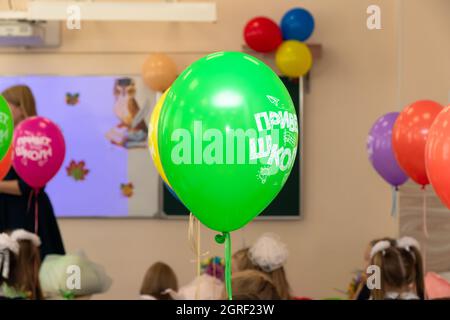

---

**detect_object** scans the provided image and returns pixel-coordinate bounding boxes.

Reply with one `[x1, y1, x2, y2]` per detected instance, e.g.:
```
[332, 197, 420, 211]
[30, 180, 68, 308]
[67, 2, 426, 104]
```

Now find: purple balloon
[367, 112, 408, 187]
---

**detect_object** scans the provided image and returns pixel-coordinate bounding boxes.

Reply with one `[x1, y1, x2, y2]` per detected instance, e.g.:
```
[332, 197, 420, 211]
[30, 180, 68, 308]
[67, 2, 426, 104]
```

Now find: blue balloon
[281, 8, 315, 42]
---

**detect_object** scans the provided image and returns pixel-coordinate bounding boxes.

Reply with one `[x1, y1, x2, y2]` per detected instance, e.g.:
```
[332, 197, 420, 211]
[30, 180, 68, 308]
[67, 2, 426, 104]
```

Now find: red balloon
[0, 147, 12, 180]
[244, 17, 282, 53]
[392, 100, 444, 186]
[425, 105, 450, 209]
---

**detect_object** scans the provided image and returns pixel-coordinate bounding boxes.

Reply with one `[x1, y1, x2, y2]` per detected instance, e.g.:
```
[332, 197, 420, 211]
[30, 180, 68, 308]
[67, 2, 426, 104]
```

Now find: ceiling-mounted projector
[0, 21, 60, 47]
[0, 1, 216, 47]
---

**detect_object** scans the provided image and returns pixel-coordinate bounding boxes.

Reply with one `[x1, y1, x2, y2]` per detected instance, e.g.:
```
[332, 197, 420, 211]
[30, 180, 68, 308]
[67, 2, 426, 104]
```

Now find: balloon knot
[215, 233, 226, 244]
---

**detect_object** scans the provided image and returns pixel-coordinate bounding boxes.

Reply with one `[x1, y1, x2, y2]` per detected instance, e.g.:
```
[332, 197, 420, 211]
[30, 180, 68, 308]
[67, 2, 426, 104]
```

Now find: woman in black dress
[0, 85, 65, 259]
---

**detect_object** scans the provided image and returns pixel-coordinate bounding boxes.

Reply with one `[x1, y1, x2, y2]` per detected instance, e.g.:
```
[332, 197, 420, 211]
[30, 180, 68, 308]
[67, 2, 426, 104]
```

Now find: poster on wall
[0, 76, 160, 217]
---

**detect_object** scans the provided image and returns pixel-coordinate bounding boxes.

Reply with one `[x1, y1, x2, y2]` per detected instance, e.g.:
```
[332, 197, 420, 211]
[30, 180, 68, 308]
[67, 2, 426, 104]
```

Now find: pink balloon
[13, 116, 66, 189]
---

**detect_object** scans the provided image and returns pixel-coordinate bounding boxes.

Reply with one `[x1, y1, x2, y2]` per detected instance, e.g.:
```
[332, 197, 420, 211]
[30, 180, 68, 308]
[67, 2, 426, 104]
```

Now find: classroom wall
[399, 0, 449, 105]
[0, 0, 447, 299]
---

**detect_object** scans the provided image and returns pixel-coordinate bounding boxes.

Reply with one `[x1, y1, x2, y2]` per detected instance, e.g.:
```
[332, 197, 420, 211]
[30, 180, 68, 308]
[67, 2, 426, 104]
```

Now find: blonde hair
[2, 85, 37, 118]
[140, 262, 178, 300]
[232, 248, 291, 299]
[228, 270, 281, 300]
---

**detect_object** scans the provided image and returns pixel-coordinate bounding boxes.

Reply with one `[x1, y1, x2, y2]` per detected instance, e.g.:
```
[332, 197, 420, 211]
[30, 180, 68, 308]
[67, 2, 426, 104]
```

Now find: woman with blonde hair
[0, 85, 65, 259]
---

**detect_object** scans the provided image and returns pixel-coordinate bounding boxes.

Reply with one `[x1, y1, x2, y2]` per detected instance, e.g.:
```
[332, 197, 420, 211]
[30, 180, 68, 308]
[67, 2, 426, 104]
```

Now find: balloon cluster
[243, 8, 315, 77]
[148, 51, 299, 299]
[367, 100, 450, 210]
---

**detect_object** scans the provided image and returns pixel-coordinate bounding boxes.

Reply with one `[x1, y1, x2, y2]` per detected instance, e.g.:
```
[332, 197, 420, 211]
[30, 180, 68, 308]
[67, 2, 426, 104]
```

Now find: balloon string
[391, 186, 398, 217]
[422, 187, 429, 238]
[188, 213, 208, 300]
[423, 239, 427, 273]
[196, 217, 200, 300]
[215, 232, 232, 300]
[27, 190, 33, 214]
[422, 186, 428, 272]
[34, 189, 40, 234]
[27, 189, 40, 234]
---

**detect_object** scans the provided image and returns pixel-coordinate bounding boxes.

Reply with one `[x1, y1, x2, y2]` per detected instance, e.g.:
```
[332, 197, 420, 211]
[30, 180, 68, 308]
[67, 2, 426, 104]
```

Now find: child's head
[226, 270, 281, 300]
[364, 237, 395, 267]
[232, 248, 253, 273]
[140, 262, 178, 300]
[0, 230, 43, 300]
[2, 85, 37, 125]
[369, 237, 423, 300]
[232, 233, 291, 299]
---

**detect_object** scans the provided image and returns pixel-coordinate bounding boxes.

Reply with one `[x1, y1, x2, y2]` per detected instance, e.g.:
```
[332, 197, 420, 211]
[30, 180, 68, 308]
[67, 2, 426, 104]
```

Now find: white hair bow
[248, 233, 288, 272]
[0, 233, 20, 279]
[10, 229, 41, 247]
[370, 240, 391, 258]
[397, 236, 420, 252]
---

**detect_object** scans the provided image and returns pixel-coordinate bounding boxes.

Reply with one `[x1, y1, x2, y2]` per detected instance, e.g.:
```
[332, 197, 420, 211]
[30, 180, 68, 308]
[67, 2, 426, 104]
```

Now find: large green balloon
[158, 52, 298, 232]
[0, 95, 14, 161]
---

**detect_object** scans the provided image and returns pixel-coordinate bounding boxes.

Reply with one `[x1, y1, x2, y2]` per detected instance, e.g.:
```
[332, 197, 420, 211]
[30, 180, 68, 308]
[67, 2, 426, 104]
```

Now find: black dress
[0, 168, 65, 259]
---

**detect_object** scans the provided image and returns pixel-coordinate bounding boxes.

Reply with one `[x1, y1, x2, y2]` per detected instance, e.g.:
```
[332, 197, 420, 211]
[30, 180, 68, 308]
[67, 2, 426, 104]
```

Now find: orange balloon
[141, 54, 177, 92]
[0, 146, 12, 180]
[392, 100, 443, 186]
[425, 105, 450, 209]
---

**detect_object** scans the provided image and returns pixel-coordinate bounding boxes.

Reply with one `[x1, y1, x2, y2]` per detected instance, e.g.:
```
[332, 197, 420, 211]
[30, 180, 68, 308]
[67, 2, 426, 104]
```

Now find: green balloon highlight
[158, 51, 298, 232]
[0, 95, 14, 161]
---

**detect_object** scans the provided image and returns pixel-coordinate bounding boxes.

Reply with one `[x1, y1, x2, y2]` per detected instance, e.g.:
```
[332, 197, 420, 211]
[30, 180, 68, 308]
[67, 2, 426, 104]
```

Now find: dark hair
[398, 246, 425, 299]
[370, 244, 406, 300]
[369, 237, 426, 300]
[140, 262, 178, 300]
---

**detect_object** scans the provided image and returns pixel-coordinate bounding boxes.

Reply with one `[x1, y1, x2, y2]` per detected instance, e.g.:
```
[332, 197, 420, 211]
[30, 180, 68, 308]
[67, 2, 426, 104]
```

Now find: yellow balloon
[149, 89, 171, 187]
[275, 40, 312, 77]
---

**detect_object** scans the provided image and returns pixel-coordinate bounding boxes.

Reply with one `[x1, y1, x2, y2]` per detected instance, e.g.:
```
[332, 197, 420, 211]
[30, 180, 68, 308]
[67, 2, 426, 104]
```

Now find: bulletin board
[0, 75, 159, 218]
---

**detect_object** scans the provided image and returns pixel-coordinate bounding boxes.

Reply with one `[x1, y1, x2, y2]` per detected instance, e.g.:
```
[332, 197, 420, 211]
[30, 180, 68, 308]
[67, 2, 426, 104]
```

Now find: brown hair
[353, 237, 396, 300]
[369, 237, 426, 300]
[0, 238, 43, 300]
[2, 85, 37, 118]
[399, 246, 425, 299]
[228, 270, 281, 300]
[232, 248, 291, 299]
[140, 262, 178, 300]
